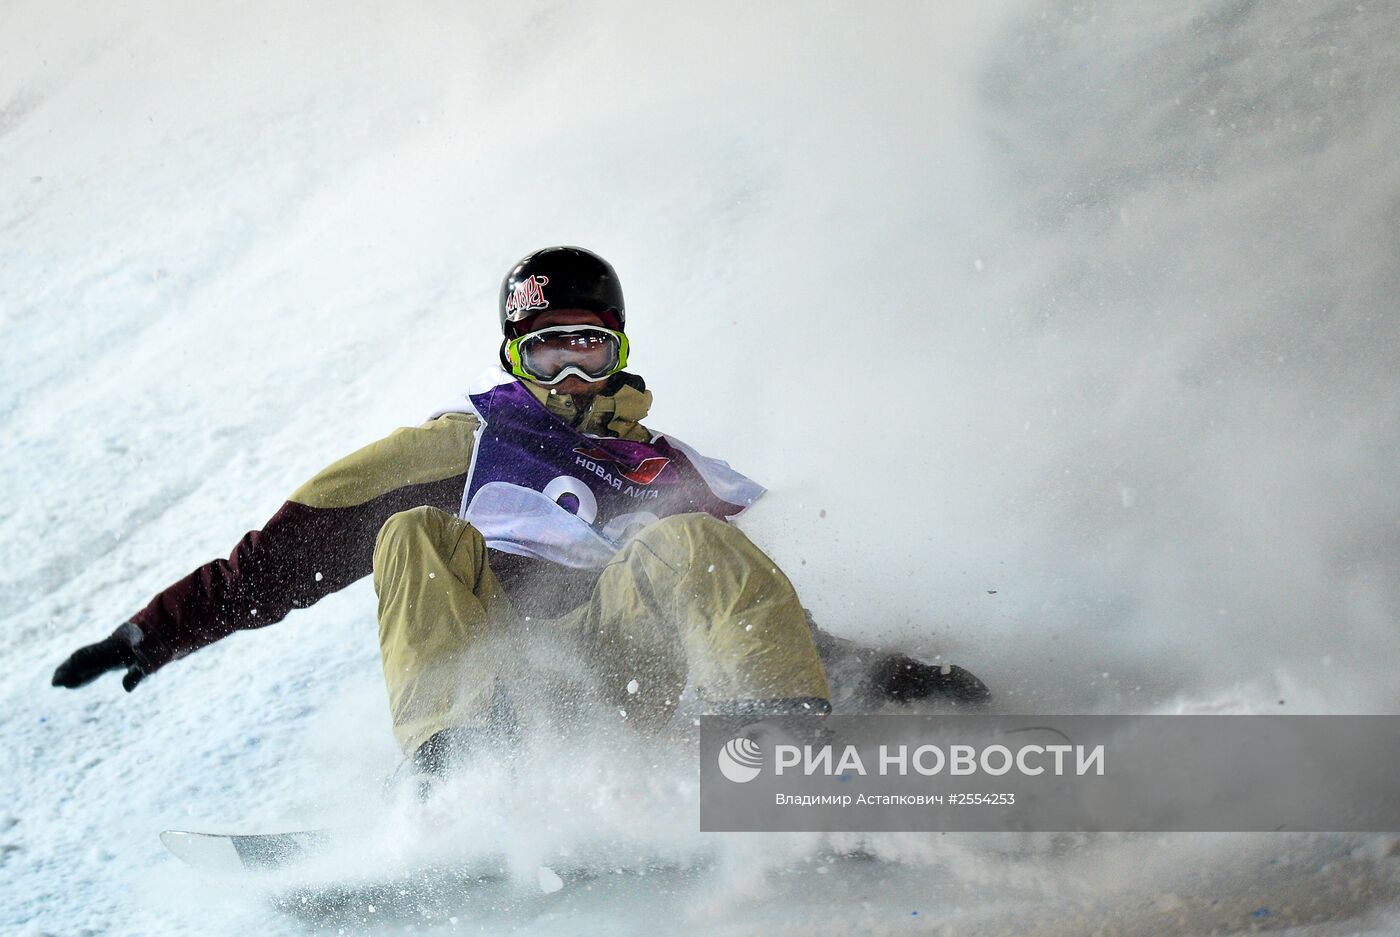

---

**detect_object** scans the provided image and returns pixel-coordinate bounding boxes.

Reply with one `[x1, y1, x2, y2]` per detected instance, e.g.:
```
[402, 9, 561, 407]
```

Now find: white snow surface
[5, 0, 1400, 933]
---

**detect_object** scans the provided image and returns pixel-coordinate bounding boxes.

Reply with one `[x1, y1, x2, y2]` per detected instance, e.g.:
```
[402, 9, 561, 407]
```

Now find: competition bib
[431, 370, 764, 568]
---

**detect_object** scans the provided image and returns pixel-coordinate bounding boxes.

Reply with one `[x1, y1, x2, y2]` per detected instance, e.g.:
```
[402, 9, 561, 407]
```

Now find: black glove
[870, 654, 991, 705]
[51, 623, 147, 692]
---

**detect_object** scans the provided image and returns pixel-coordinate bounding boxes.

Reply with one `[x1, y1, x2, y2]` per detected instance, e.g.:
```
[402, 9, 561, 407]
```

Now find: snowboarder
[52, 246, 988, 780]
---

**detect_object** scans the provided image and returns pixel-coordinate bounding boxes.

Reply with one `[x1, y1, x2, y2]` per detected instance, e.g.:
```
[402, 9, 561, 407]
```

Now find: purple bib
[432, 372, 764, 568]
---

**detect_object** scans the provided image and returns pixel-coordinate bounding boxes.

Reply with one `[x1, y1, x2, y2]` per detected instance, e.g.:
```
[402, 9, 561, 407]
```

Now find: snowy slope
[4, 0, 1400, 933]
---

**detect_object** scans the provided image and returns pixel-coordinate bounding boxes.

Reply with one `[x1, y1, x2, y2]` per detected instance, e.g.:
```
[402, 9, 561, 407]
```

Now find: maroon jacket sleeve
[124, 416, 478, 673]
[126, 478, 465, 671]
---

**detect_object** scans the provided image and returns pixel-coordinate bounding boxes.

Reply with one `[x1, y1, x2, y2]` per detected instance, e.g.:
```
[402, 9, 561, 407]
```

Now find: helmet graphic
[499, 246, 625, 337]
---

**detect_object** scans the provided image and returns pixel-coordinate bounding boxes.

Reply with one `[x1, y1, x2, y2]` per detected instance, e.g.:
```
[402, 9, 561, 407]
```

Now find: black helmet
[499, 246, 625, 337]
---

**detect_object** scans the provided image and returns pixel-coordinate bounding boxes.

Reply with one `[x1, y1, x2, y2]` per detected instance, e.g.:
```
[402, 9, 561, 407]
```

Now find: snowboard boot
[803, 610, 992, 710]
[386, 725, 518, 802]
[868, 654, 991, 706]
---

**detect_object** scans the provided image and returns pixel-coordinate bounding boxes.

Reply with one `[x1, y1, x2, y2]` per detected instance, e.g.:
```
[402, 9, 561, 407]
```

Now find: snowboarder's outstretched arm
[51, 413, 481, 691]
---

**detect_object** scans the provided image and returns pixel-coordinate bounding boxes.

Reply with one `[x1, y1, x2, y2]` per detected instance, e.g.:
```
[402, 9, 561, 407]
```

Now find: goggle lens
[508, 325, 626, 384]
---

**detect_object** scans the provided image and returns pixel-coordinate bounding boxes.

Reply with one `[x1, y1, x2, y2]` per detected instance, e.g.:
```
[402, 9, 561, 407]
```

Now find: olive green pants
[372, 506, 830, 755]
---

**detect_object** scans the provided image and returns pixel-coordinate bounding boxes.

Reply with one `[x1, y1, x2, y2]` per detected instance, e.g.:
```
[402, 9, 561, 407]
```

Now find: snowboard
[161, 828, 337, 872]
[161, 826, 894, 929]
[162, 827, 627, 895]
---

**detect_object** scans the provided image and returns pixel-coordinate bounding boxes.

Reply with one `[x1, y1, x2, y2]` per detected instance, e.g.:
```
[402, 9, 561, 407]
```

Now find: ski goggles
[503, 324, 630, 385]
